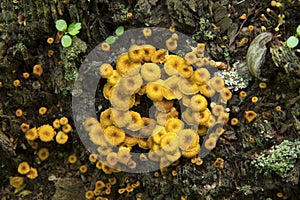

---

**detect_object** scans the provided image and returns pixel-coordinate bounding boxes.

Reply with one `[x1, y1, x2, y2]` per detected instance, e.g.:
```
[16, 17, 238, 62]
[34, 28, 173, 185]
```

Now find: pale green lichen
[251, 140, 300, 181]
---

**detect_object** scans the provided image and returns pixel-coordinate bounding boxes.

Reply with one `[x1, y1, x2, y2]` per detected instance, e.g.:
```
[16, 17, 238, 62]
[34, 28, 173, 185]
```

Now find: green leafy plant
[286, 24, 300, 48]
[105, 26, 124, 44]
[55, 19, 82, 48]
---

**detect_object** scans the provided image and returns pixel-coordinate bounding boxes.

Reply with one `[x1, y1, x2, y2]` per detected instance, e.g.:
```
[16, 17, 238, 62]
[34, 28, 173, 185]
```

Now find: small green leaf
[61, 35, 72, 47]
[296, 25, 300, 36]
[68, 22, 82, 36]
[286, 36, 299, 48]
[105, 36, 117, 44]
[115, 26, 124, 36]
[55, 19, 67, 32]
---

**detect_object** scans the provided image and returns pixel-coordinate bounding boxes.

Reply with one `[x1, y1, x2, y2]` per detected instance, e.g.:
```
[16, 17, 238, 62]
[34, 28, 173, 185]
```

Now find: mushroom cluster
[85, 37, 231, 171]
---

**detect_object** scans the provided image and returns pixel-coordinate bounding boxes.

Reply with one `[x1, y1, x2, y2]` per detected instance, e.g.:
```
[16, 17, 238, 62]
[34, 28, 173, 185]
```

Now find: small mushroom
[246, 32, 273, 81]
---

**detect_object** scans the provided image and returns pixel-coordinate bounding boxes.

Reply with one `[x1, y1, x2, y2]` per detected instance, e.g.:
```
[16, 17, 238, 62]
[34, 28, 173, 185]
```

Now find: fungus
[52, 119, 61, 129]
[99, 63, 114, 78]
[85, 190, 94, 200]
[62, 124, 72, 133]
[110, 109, 131, 128]
[194, 108, 211, 125]
[39, 107, 47, 115]
[154, 99, 174, 113]
[89, 153, 98, 163]
[127, 111, 144, 131]
[127, 160, 137, 169]
[165, 38, 177, 51]
[151, 49, 168, 63]
[171, 170, 178, 176]
[88, 124, 108, 146]
[178, 64, 193, 78]
[204, 137, 217, 150]
[13, 79, 21, 87]
[68, 154, 77, 164]
[107, 70, 121, 85]
[197, 125, 208, 136]
[148, 150, 161, 162]
[141, 63, 161, 82]
[83, 117, 99, 132]
[96, 161, 102, 170]
[25, 127, 39, 141]
[27, 167, 38, 179]
[151, 125, 167, 144]
[219, 88, 232, 102]
[146, 82, 164, 101]
[59, 117, 69, 125]
[230, 118, 239, 126]
[177, 129, 199, 150]
[199, 84, 215, 98]
[108, 177, 117, 185]
[182, 144, 201, 158]
[138, 138, 149, 149]
[160, 133, 178, 152]
[164, 118, 184, 133]
[56, 131, 68, 144]
[101, 42, 110, 52]
[239, 91, 247, 98]
[104, 126, 126, 146]
[212, 105, 225, 116]
[192, 68, 210, 85]
[171, 33, 179, 40]
[213, 157, 224, 169]
[15, 109, 23, 117]
[117, 74, 143, 95]
[190, 94, 208, 112]
[110, 88, 135, 110]
[259, 82, 267, 89]
[9, 176, 25, 188]
[123, 136, 138, 147]
[95, 180, 106, 190]
[251, 96, 259, 103]
[142, 28, 152, 37]
[216, 112, 229, 125]
[18, 161, 30, 175]
[163, 76, 182, 99]
[47, 37, 54, 44]
[248, 25, 255, 31]
[79, 165, 88, 173]
[103, 83, 113, 100]
[182, 108, 197, 125]
[20, 123, 30, 133]
[37, 147, 49, 161]
[139, 153, 148, 161]
[23, 72, 30, 79]
[208, 76, 225, 91]
[118, 188, 126, 194]
[33, 64, 43, 76]
[184, 52, 197, 65]
[141, 44, 156, 62]
[164, 55, 184, 75]
[244, 110, 257, 122]
[38, 124, 55, 142]
[128, 45, 145, 63]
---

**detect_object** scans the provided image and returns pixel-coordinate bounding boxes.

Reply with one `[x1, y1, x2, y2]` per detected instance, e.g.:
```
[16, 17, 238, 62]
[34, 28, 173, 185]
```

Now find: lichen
[251, 140, 300, 182]
[215, 61, 251, 91]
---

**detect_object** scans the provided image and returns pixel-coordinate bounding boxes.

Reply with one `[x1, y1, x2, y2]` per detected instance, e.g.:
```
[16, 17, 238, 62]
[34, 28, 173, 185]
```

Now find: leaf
[68, 22, 82, 36]
[105, 36, 116, 44]
[55, 19, 67, 32]
[286, 36, 299, 48]
[61, 35, 72, 47]
[296, 25, 300, 36]
[115, 26, 124, 36]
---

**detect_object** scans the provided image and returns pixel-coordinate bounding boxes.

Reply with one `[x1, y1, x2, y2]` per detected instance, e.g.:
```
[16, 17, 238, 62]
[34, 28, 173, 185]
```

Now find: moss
[251, 140, 300, 182]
